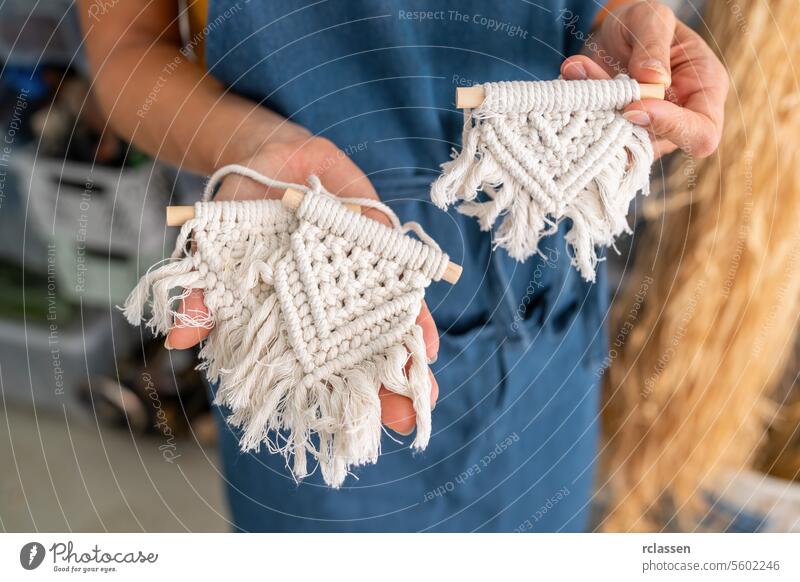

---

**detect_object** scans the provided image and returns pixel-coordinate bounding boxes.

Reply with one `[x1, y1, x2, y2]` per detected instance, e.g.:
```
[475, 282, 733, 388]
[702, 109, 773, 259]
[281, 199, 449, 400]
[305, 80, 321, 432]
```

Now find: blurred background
[0, 0, 227, 531]
[1, 0, 799, 532]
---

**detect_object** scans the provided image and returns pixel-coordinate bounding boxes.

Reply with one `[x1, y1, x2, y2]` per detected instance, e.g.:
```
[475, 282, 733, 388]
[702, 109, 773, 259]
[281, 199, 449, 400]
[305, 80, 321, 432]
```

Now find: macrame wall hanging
[431, 76, 663, 281]
[124, 165, 461, 487]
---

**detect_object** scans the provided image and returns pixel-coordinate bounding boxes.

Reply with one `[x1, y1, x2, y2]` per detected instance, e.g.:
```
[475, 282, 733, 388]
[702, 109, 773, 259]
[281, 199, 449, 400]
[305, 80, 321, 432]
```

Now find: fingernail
[394, 427, 415, 436]
[427, 353, 438, 365]
[564, 62, 587, 80]
[164, 337, 174, 350]
[640, 59, 669, 81]
[623, 110, 651, 126]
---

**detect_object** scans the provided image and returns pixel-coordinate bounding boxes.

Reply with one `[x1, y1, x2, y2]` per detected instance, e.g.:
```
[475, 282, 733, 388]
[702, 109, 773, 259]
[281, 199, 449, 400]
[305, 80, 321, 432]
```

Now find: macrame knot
[480, 77, 640, 114]
[431, 75, 653, 281]
[296, 192, 449, 283]
[123, 165, 449, 488]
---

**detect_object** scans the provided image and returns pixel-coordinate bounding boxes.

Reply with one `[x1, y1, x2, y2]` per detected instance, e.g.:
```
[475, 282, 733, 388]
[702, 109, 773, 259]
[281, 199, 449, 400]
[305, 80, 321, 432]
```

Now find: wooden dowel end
[443, 262, 463, 285]
[638, 83, 665, 100]
[280, 187, 306, 210]
[166, 206, 195, 227]
[456, 86, 485, 109]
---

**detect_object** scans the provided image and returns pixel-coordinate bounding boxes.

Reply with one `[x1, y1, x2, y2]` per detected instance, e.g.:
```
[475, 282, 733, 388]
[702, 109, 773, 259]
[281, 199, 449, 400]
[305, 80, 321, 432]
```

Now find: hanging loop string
[202, 164, 444, 254]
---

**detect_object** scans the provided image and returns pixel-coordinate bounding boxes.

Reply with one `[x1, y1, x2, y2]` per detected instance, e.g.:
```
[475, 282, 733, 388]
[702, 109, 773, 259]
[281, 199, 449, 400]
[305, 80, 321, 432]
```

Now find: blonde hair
[601, 0, 800, 531]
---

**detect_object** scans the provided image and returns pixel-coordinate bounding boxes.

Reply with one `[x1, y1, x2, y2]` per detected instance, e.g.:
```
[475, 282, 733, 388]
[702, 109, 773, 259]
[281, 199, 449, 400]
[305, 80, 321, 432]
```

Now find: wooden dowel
[166, 205, 195, 227]
[165, 190, 360, 227]
[456, 82, 665, 109]
[165, 189, 463, 284]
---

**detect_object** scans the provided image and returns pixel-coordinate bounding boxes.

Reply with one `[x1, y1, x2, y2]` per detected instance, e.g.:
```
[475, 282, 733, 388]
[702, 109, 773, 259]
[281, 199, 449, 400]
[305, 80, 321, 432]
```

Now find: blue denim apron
[205, 0, 606, 532]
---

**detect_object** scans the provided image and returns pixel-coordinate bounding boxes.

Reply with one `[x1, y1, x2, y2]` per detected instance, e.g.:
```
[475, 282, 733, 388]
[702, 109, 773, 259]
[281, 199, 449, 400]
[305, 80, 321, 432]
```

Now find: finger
[429, 368, 440, 409]
[623, 2, 676, 85]
[379, 387, 415, 435]
[166, 289, 212, 349]
[214, 144, 300, 201]
[623, 98, 721, 158]
[380, 368, 438, 435]
[301, 137, 379, 200]
[316, 153, 377, 200]
[416, 301, 439, 361]
[652, 138, 678, 159]
[362, 206, 394, 228]
[561, 55, 612, 81]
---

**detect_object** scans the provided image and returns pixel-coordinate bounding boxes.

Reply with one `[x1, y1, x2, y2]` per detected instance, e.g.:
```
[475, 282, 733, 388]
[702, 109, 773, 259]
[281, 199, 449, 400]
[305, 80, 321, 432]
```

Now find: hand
[166, 134, 439, 435]
[562, 0, 728, 159]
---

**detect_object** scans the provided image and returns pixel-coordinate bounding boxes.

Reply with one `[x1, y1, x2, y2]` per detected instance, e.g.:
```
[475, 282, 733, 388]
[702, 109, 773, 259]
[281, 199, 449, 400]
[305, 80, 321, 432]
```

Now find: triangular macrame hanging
[123, 166, 455, 487]
[431, 76, 654, 281]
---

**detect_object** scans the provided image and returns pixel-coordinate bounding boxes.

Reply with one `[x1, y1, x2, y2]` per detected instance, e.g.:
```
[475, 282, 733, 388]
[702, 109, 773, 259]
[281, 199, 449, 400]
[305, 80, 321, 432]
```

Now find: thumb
[165, 289, 212, 349]
[622, 2, 676, 86]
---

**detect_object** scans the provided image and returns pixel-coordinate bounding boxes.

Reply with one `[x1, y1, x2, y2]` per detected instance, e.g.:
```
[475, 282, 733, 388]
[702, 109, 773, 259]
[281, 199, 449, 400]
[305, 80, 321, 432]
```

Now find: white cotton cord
[203, 164, 449, 257]
[124, 163, 449, 488]
[122, 258, 198, 333]
[431, 75, 653, 282]
[202, 163, 304, 201]
[400, 221, 440, 250]
[479, 77, 640, 115]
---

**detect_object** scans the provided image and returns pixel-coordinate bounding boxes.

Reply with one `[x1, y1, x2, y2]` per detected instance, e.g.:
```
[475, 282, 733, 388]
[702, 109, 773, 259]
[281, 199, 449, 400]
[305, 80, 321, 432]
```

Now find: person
[80, 0, 727, 532]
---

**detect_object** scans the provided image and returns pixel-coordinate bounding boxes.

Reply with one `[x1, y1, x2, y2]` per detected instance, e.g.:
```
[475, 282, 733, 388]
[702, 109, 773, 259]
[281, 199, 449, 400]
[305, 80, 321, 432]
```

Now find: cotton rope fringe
[431, 76, 653, 281]
[123, 165, 451, 487]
